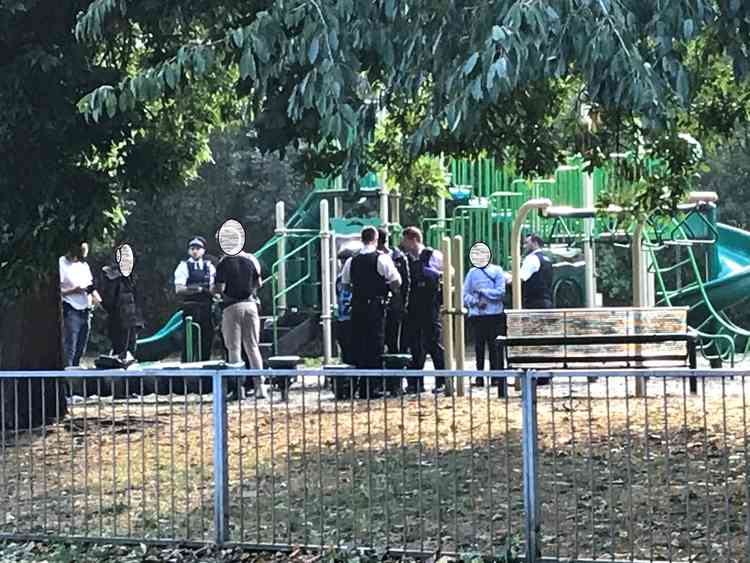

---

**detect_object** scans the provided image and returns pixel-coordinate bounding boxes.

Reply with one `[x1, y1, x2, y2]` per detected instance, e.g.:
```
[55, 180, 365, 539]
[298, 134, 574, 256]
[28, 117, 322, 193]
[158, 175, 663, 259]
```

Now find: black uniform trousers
[351, 298, 387, 398]
[383, 307, 406, 393]
[405, 308, 446, 392]
[471, 313, 506, 386]
[182, 300, 214, 362]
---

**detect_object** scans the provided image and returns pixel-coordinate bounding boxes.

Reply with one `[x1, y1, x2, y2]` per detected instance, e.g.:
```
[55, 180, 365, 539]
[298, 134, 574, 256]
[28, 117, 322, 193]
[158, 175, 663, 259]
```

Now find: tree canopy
[77, 0, 750, 210]
[0, 0, 239, 303]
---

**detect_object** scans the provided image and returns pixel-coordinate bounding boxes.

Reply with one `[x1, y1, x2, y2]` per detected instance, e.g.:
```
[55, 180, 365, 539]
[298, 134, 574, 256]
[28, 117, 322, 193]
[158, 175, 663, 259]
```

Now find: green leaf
[117, 89, 133, 113]
[341, 103, 356, 125]
[329, 29, 339, 52]
[105, 92, 117, 118]
[463, 52, 479, 75]
[240, 47, 256, 80]
[165, 64, 178, 89]
[385, 0, 396, 20]
[232, 28, 244, 49]
[676, 66, 689, 102]
[683, 18, 694, 39]
[309, 35, 321, 64]
[492, 25, 504, 42]
[470, 77, 483, 100]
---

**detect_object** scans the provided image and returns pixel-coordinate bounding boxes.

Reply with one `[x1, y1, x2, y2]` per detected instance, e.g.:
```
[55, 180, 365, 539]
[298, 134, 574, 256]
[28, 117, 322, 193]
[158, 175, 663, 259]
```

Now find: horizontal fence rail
[0, 368, 747, 563]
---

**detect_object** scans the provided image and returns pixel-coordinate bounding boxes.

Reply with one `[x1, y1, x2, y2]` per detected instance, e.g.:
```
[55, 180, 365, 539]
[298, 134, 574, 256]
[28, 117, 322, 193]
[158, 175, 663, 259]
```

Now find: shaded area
[0, 377, 747, 562]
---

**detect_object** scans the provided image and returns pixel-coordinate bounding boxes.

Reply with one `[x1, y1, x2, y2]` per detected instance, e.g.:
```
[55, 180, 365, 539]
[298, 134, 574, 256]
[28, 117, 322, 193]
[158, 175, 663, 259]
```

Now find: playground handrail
[270, 232, 321, 352]
[648, 215, 750, 364]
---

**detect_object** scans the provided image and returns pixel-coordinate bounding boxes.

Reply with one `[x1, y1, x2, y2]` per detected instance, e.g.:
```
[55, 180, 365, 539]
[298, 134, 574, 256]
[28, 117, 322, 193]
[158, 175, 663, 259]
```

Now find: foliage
[596, 244, 634, 306]
[0, 1, 237, 305]
[77, 0, 750, 214]
[90, 125, 310, 341]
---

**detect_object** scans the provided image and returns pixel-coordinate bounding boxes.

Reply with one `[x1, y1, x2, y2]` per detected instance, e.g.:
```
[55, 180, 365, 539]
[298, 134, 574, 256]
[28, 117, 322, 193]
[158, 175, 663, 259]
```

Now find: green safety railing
[270, 232, 322, 353]
[648, 214, 750, 365]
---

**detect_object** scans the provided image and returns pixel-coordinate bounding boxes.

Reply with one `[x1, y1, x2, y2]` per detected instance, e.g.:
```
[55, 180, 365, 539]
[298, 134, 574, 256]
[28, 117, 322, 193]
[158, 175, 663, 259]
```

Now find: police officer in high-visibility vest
[519, 233, 553, 309]
[174, 236, 216, 361]
[400, 226, 447, 394]
[341, 226, 402, 399]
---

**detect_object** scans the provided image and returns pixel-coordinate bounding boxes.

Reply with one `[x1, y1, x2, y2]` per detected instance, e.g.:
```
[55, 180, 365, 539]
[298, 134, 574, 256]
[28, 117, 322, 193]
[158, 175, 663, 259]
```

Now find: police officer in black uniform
[519, 233, 553, 383]
[400, 226, 447, 394]
[174, 236, 216, 362]
[341, 226, 402, 399]
[519, 233, 553, 309]
[378, 228, 410, 394]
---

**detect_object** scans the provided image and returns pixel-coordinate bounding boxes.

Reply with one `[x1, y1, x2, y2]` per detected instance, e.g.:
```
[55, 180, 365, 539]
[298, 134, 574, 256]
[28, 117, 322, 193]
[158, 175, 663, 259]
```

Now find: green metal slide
[135, 310, 185, 362]
[651, 218, 750, 365]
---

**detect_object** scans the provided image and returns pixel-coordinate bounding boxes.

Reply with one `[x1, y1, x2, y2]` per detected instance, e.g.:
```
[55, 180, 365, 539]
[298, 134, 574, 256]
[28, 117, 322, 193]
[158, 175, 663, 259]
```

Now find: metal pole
[632, 223, 646, 397]
[330, 230, 338, 357]
[185, 315, 193, 363]
[275, 202, 287, 316]
[583, 174, 597, 307]
[441, 237, 455, 395]
[522, 371, 540, 562]
[452, 236, 466, 397]
[212, 370, 229, 544]
[334, 196, 343, 218]
[380, 188, 389, 228]
[320, 199, 333, 365]
[438, 197, 446, 234]
[632, 223, 646, 308]
[511, 199, 552, 309]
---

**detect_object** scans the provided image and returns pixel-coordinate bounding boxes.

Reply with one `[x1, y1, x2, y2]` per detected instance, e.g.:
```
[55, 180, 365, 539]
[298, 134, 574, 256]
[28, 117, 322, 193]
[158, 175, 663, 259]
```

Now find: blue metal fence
[0, 368, 747, 562]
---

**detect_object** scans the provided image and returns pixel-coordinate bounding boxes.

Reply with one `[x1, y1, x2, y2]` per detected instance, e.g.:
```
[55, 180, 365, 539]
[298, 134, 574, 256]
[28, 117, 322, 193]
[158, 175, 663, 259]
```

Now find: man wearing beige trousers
[213, 250, 266, 399]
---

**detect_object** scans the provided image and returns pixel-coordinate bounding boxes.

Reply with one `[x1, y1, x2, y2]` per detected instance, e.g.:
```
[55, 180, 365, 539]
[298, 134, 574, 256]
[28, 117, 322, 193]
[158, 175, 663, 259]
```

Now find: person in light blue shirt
[463, 262, 507, 387]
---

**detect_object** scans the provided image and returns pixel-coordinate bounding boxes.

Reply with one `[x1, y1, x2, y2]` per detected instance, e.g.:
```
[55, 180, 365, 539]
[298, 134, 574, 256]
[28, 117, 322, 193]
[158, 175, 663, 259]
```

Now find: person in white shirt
[341, 226, 401, 398]
[59, 241, 101, 367]
[174, 236, 216, 361]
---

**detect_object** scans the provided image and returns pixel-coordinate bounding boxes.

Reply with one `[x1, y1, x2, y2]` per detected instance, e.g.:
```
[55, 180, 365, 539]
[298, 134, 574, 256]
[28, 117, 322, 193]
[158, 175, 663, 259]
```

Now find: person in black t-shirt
[213, 251, 265, 398]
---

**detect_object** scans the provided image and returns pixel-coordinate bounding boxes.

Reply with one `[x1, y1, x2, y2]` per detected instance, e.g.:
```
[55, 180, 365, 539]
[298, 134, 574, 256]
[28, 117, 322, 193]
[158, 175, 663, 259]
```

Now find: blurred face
[401, 236, 418, 256]
[523, 236, 537, 255]
[189, 245, 205, 260]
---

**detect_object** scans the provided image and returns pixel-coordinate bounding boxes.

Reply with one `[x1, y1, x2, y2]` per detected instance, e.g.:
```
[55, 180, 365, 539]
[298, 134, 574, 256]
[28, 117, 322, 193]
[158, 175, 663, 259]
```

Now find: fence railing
[0, 368, 747, 563]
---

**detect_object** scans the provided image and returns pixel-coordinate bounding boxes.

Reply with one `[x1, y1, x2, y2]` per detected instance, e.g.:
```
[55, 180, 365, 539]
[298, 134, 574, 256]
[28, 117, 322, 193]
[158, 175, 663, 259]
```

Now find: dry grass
[0, 376, 748, 562]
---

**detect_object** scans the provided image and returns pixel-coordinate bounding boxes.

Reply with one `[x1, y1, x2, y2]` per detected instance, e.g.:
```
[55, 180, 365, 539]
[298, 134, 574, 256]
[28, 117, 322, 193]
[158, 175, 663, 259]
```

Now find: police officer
[174, 236, 216, 362]
[378, 228, 410, 395]
[400, 226, 447, 394]
[341, 226, 401, 399]
[519, 233, 553, 308]
[518, 233, 553, 384]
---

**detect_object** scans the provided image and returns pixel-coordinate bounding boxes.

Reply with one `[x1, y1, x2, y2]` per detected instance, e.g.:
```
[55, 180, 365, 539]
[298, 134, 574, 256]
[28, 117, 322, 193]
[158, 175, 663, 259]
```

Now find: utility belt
[352, 296, 387, 307]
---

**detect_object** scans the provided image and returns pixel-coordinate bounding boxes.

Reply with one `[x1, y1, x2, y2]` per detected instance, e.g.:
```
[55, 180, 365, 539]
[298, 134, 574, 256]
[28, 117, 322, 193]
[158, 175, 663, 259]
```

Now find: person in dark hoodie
[99, 259, 143, 363]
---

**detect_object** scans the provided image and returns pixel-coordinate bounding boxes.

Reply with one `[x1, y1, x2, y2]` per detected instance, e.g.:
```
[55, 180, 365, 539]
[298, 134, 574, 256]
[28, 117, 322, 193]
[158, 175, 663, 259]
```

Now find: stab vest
[350, 251, 388, 302]
[521, 251, 553, 308]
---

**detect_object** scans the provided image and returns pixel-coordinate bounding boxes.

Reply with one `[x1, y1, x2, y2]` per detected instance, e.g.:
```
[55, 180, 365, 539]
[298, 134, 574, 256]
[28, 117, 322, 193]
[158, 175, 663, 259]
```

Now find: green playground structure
[136, 154, 750, 367]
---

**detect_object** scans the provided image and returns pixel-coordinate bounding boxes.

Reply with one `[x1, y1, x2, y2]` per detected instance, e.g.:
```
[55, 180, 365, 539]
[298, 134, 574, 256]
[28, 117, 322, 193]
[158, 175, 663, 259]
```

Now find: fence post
[213, 370, 230, 544]
[522, 370, 540, 563]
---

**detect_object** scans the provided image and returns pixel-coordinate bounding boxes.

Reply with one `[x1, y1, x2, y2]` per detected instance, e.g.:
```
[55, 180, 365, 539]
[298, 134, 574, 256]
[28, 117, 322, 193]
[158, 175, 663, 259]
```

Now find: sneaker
[472, 378, 485, 387]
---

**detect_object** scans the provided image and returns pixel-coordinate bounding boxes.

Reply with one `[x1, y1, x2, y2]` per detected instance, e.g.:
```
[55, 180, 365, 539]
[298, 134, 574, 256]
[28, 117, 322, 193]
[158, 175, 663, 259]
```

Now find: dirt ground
[0, 374, 747, 562]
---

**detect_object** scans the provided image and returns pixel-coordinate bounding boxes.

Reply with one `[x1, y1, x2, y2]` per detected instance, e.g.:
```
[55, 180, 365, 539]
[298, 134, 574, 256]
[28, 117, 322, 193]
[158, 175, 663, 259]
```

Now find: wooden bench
[496, 307, 698, 396]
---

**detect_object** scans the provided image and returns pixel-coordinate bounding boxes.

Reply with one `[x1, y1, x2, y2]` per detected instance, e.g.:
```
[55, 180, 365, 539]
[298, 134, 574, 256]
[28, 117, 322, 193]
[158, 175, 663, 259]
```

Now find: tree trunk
[0, 273, 68, 430]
